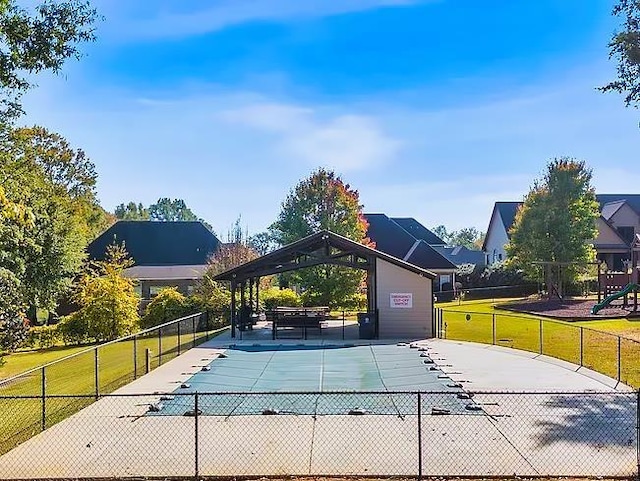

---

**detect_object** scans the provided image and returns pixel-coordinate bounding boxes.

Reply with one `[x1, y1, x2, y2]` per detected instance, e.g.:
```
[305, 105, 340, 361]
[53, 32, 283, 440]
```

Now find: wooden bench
[266, 307, 330, 339]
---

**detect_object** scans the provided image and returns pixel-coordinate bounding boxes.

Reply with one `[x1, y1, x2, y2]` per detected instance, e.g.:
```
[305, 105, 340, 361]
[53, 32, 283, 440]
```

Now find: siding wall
[484, 210, 510, 265]
[375, 258, 433, 339]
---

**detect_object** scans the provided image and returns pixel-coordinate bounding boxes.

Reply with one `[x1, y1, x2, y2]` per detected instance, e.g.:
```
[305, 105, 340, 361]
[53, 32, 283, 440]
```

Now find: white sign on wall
[390, 293, 413, 309]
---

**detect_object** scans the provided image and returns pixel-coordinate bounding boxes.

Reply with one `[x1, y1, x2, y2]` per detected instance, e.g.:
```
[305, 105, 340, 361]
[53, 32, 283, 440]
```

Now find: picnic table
[266, 306, 330, 339]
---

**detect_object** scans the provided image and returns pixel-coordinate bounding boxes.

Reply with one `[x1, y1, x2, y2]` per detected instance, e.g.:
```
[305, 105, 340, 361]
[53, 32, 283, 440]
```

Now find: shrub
[142, 287, 195, 329]
[261, 287, 302, 310]
[339, 292, 368, 311]
[58, 313, 90, 345]
[25, 325, 61, 349]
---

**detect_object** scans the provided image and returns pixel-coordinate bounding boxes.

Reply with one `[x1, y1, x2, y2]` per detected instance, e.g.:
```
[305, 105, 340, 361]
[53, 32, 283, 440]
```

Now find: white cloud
[221, 102, 401, 171]
[99, 0, 425, 40]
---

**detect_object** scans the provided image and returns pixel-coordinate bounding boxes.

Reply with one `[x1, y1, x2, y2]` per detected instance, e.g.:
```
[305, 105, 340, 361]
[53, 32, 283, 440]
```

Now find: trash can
[357, 312, 376, 339]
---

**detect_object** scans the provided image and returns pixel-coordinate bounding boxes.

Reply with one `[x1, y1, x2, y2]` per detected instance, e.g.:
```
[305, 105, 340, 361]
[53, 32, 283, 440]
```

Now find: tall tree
[506, 158, 600, 296]
[114, 202, 150, 221]
[269, 168, 371, 307]
[0, 126, 106, 310]
[600, 1, 640, 107]
[0, 0, 98, 120]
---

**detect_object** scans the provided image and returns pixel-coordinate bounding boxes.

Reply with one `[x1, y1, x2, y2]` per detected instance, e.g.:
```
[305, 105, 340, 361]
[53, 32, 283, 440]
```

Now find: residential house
[363, 214, 458, 290]
[87, 221, 221, 300]
[482, 195, 640, 271]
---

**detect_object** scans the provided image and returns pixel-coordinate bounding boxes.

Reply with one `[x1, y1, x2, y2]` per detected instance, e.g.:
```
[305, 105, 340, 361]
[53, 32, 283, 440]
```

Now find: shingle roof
[390, 218, 446, 245]
[495, 202, 522, 232]
[432, 245, 486, 266]
[597, 195, 640, 217]
[363, 213, 457, 271]
[600, 201, 626, 221]
[88, 221, 220, 266]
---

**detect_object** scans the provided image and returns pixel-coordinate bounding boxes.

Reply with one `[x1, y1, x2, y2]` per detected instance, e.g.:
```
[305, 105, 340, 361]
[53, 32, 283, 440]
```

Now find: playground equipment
[591, 283, 639, 315]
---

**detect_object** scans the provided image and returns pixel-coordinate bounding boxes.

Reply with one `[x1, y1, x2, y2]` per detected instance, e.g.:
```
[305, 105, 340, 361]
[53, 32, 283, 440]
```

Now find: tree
[506, 158, 600, 296]
[431, 225, 484, 249]
[193, 220, 260, 314]
[0, 267, 28, 356]
[432, 225, 450, 244]
[0, 126, 105, 310]
[269, 168, 371, 308]
[149, 198, 199, 222]
[248, 231, 277, 256]
[61, 243, 139, 343]
[114, 202, 150, 221]
[600, 1, 640, 107]
[448, 227, 484, 249]
[0, 0, 98, 120]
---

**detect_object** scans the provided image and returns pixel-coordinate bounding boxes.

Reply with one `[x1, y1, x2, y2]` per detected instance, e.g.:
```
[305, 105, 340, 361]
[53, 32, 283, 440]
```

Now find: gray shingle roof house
[483, 195, 640, 271]
[363, 213, 458, 290]
[87, 221, 220, 299]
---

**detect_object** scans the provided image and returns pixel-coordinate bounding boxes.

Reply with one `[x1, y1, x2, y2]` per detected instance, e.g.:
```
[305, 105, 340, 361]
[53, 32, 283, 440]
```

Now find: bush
[339, 292, 368, 311]
[25, 325, 61, 349]
[142, 287, 195, 329]
[58, 313, 90, 345]
[261, 287, 302, 310]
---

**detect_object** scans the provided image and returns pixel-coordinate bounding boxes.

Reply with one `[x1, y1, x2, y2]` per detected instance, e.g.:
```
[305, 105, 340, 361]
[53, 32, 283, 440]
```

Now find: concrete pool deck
[0, 337, 636, 479]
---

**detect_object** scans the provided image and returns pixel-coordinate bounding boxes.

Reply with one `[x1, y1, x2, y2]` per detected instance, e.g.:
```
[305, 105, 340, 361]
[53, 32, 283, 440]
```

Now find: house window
[617, 226, 635, 245]
[498, 253, 503, 261]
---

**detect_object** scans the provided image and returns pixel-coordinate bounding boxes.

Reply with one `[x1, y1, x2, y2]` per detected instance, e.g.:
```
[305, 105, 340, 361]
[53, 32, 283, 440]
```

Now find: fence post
[635, 390, 639, 480]
[178, 322, 182, 356]
[617, 336, 621, 383]
[158, 327, 163, 366]
[133, 335, 138, 380]
[194, 392, 199, 480]
[579, 327, 584, 367]
[94, 347, 99, 400]
[417, 392, 422, 480]
[41, 366, 46, 431]
[539, 319, 543, 354]
[145, 348, 151, 374]
[342, 311, 345, 340]
[492, 314, 496, 345]
[205, 311, 210, 341]
[192, 315, 197, 348]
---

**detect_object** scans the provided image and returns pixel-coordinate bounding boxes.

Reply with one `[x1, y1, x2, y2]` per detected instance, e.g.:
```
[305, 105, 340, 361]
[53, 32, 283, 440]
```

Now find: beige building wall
[375, 258, 433, 339]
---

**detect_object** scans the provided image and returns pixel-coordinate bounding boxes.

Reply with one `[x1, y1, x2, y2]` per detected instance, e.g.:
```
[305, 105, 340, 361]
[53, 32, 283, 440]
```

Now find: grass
[0, 320, 228, 455]
[435, 299, 640, 389]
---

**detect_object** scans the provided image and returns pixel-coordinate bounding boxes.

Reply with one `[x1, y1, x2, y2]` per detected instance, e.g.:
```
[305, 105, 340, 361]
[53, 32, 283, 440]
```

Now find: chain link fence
[435, 307, 640, 389]
[0, 390, 637, 479]
[0, 311, 229, 456]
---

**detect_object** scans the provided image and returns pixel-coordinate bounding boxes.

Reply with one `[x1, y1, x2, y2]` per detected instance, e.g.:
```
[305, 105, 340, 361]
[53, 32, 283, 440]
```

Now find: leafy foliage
[260, 287, 302, 310]
[114, 202, 150, 221]
[0, 267, 28, 353]
[269, 168, 371, 308]
[0, 0, 98, 120]
[506, 158, 600, 290]
[61, 243, 139, 343]
[149, 197, 198, 222]
[600, 0, 640, 107]
[431, 225, 484, 249]
[142, 287, 195, 329]
[0, 126, 109, 310]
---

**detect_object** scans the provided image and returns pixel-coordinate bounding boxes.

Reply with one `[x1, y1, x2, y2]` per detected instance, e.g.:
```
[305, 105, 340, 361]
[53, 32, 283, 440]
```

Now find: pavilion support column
[240, 281, 247, 330]
[230, 280, 237, 338]
[255, 277, 260, 312]
[249, 279, 254, 315]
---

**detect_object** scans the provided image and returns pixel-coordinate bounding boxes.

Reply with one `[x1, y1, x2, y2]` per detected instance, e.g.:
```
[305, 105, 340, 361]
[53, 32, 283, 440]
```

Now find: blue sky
[20, 0, 640, 237]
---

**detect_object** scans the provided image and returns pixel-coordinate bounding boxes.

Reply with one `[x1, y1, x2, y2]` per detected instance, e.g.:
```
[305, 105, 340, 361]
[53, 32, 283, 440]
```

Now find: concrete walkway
[0, 338, 636, 478]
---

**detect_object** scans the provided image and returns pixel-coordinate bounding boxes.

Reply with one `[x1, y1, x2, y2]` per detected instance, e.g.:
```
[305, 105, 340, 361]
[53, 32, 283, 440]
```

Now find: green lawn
[0, 323, 228, 455]
[436, 299, 640, 389]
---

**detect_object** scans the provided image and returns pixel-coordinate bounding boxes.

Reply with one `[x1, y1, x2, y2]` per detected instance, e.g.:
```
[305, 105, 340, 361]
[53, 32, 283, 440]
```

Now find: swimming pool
[149, 343, 480, 416]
